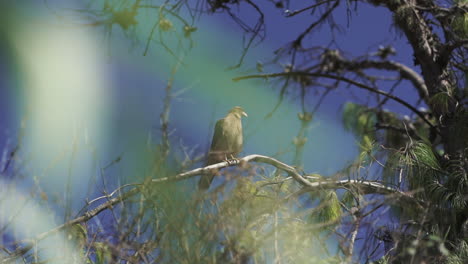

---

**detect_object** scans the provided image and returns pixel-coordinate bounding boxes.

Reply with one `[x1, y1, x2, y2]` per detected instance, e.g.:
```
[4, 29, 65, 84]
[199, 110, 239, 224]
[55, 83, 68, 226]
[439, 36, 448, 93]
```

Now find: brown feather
[198, 107, 247, 190]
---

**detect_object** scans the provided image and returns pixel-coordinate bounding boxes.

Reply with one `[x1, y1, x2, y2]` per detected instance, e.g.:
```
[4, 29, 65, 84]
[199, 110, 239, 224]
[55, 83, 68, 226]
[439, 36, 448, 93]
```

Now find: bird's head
[229, 106, 248, 119]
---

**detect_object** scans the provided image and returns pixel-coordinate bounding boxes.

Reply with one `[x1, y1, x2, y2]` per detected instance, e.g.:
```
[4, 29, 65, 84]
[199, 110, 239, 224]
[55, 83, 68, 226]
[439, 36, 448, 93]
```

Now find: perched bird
[198, 106, 248, 190]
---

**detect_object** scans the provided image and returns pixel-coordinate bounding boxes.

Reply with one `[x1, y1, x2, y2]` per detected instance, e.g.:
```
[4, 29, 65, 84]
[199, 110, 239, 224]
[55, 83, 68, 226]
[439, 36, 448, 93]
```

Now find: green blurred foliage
[447, 240, 468, 264]
[93, 242, 112, 264]
[316, 191, 342, 226]
[66, 223, 88, 249]
[343, 102, 376, 142]
[452, 0, 468, 38]
[429, 92, 453, 115]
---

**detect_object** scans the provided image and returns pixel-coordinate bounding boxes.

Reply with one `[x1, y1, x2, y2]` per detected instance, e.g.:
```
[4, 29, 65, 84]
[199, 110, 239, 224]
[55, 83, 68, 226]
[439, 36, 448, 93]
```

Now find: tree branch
[233, 72, 437, 131]
[2, 154, 418, 262]
[348, 60, 429, 101]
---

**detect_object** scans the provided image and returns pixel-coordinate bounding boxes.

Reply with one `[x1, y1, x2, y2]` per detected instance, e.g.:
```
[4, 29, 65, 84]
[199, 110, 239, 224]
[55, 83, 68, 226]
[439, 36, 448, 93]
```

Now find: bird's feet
[224, 154, 240, 165]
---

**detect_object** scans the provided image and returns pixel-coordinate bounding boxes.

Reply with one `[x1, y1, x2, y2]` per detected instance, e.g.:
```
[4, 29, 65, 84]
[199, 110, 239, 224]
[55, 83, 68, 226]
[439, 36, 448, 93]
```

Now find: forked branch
[2, 154, 418, 262]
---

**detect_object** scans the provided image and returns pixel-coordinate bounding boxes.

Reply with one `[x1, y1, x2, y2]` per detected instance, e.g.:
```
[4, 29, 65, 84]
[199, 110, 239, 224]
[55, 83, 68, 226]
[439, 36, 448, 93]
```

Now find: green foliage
[183, 25, 197, 38]
[62, 223, 88, 263]
[104, 1, 138, 30]
[93, 242, 112, 264]
[149, 182, 213, 263]
[427, 110, 468, 206]
[221, 177, 275, 216]
[159, 17, 173, 32]
[371, 256, 390, 264]
[273, 219, 340, 263]
[410, 141, 440, 169]
[342, 103, 378, 157]
[452, 13, 468, 38]
[380, 111, 409, 148]
[341, 190, 357, 208]
[66, 223, 87, 249]
[383, 150, 402, 186]
[452, 0, 468, 38]
[342, 102, 421, 171]
[447, 240, 468, 264]
[358, 134, 376, 164]
[429, 156, 468, 209]
[429, 92, 452, 115]
[413, 119, 431, 143]
[8, 1, 467, 263]
[316, 191, 342, 225]
[404, 141, 441, 191]
[343, 103, 376, 139]
[360, 134, 374, 153]
[393, 4, 414, 28]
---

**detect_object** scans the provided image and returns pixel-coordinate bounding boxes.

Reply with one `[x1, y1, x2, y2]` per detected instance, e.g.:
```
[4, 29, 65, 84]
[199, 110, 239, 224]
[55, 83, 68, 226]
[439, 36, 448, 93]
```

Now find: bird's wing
[200, 118, 226, 189]
[209, 118, 226, 151]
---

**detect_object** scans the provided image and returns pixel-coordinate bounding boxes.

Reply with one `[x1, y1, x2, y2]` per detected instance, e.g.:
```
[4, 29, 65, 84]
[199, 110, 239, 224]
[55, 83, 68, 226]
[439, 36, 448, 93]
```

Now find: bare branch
[284, 0, 331, 18]
[346, 60, 429, 101]
[233, 72, 437, 131]
[3, 154, 420, 262]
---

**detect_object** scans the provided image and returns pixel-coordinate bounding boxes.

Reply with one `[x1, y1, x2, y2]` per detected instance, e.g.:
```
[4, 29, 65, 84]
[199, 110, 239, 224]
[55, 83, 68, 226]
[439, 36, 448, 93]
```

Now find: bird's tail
[198, 150, 227, 190]
[198, 156, 218, 190]
[198, 174, 214, 190]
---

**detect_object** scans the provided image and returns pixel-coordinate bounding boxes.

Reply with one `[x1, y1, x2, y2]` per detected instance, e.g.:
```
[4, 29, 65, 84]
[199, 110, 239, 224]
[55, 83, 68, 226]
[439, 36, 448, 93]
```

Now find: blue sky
[0, 0, 426, 212]
[0, 0, 427, 261]
[0, 0, 423, 178]
[0, 0, 424, 205]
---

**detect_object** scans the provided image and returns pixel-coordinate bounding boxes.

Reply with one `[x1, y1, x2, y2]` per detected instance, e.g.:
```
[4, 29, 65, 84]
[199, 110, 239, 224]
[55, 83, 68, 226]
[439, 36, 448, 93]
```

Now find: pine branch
[2, 154, 419, 262]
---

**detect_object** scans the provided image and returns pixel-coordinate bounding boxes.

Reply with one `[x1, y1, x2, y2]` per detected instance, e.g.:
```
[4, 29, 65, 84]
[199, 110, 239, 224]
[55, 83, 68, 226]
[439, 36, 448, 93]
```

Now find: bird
[198, 106, 248, 190]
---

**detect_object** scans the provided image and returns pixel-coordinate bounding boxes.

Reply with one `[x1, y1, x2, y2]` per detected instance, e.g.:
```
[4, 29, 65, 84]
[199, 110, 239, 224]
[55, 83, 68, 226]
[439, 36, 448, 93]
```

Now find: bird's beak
[242, 111, 248, 117]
